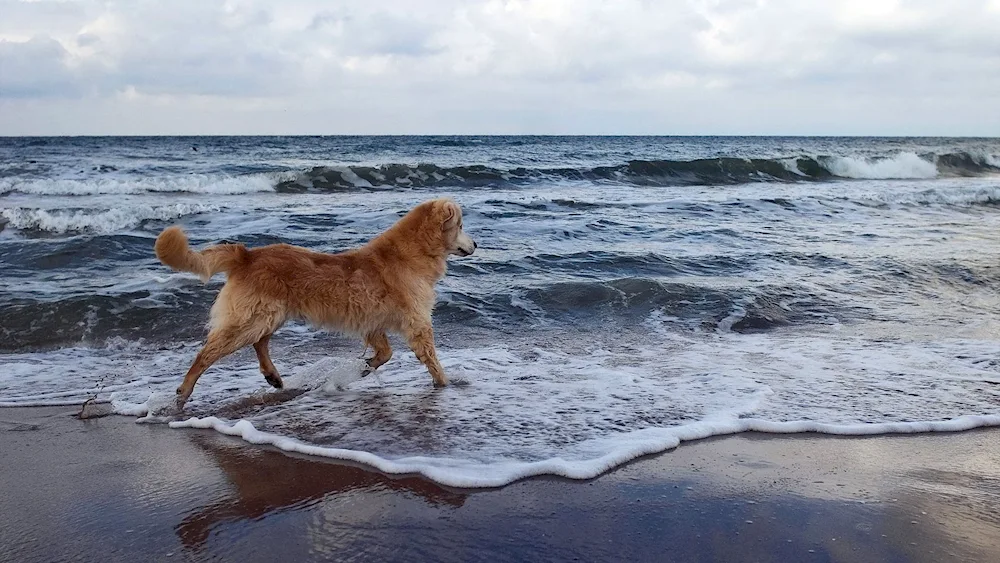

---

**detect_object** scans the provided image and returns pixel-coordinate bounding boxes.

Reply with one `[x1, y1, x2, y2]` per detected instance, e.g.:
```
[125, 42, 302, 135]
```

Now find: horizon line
[2, 133, 999, 139]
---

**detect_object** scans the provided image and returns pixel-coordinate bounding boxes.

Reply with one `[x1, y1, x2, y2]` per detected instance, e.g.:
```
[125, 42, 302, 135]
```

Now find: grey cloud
[76, 33, 100, 48]
[0, 36, 81, 98]
[309, 10, 439, 56]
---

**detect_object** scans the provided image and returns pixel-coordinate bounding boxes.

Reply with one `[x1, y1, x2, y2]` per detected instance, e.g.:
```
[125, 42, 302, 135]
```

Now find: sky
[0, 0, 998, 136]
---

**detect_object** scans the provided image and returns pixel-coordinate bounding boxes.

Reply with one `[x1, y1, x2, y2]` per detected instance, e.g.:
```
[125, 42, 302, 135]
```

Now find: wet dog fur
[154, 198, 477, 406]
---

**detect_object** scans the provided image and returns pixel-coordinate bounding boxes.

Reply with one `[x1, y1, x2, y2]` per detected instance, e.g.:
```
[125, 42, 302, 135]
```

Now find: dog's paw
[173, 388, 191, 410]
[264, 373, 284, 389]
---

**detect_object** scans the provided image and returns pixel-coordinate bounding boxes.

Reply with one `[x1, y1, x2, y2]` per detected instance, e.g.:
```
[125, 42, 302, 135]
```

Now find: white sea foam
[283, 357, 370, 394]
[3, 328, 998, 489]
[162, 332, 1000, 488]
[0, 348, 171, 408]
[0, 173, 278, 196]
[898, 187, 1000, 206]
[849, 183, 1000, 207]
[0, 202, 220, 234]
[168, 413, 1000, 488]
[822, 152, 938, 179]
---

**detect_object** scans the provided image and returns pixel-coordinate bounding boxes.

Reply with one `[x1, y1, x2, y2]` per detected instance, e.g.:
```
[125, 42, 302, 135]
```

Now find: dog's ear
[440, 200, 461, 230]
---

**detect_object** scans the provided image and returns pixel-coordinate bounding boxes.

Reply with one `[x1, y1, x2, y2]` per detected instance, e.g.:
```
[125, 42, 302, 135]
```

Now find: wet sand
[2, 406, 999, 563]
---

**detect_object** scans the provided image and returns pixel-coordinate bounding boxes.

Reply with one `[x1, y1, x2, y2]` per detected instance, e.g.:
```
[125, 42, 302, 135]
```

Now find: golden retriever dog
[154, 198, 476, 406]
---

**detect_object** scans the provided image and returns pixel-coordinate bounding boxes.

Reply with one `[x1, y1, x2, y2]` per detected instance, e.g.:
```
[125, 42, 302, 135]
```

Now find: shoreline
[166, 410, 1000, 489]
[3, 406, 1000, 562]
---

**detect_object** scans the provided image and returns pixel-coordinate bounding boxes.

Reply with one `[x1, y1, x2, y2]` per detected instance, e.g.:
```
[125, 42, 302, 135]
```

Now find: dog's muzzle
[457, 240, 477, 256]
[455, 233, 477, 256]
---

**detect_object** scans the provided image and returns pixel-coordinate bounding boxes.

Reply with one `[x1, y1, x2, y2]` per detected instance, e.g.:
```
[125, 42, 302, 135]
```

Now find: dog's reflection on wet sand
[176, 433, 467, 548]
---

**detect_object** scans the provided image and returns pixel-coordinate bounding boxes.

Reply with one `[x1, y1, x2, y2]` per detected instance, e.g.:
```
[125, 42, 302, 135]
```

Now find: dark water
[2, 136, 1000, 487]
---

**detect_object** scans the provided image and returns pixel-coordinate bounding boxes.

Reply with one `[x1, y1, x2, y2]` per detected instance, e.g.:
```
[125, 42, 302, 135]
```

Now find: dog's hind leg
[362, 331, 393, 376]
[404, 323, 448, 387]
[253, 334, 283, 389]
[176, 325, 260, 405]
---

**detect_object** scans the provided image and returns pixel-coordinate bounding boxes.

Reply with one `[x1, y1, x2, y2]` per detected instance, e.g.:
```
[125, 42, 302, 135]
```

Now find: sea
[2, 136, 1000, 488]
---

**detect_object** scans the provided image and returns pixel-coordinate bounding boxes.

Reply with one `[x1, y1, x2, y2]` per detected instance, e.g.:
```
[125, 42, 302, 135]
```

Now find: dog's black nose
[473, 241, 478, 249]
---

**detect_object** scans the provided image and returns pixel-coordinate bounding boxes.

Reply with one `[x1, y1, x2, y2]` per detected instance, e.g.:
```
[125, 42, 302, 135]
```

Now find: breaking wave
[0, 173, 278, 196]
[0, 203, 221, 234]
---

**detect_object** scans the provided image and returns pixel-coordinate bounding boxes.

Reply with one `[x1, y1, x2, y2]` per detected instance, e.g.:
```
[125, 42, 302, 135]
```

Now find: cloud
[0, 0, 997, 134]
[0, 35, 81, 98]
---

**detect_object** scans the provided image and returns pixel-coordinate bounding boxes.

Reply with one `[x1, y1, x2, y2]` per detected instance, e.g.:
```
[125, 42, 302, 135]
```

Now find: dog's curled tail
[154, 226, 248, 282]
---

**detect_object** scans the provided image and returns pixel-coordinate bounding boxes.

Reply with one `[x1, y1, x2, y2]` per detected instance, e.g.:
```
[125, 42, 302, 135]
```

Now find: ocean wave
[0, 173, 278, 196]
[0, 289, 216, 352]
[0, 203, 220, 234]
[434, 277, 844, 333]
[8, 246, 991, 351]
[936, 151, 1000, 175]
[274, 164, 516, 192]
[819, 152, 939, 179]
[0, 234, 154, 272]
[0, 275, 838, 351]
[2, 152, 997, 196]
[449, 251, 751, 279]
[850, 185, 1000, 207]
[273, 151, 999, 192]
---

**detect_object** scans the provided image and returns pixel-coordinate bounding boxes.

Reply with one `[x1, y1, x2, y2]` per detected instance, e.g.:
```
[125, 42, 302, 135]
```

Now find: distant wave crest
[1, 151, 997, 197]
[275, 151, 1000, 192]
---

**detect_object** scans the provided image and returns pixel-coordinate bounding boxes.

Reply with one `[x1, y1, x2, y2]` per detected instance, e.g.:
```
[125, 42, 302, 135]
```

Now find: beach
[3, 135, 1000, 559]
[3, 405, 999, 563]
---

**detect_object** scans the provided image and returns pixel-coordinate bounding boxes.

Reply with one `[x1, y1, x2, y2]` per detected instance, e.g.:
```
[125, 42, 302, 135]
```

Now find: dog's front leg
[404, 323, 448, 387]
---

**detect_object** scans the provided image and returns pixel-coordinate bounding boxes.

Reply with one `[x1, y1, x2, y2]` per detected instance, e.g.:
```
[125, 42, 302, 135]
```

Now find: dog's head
[389, 198, 477, 260]
[432, 198, 477, 257]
